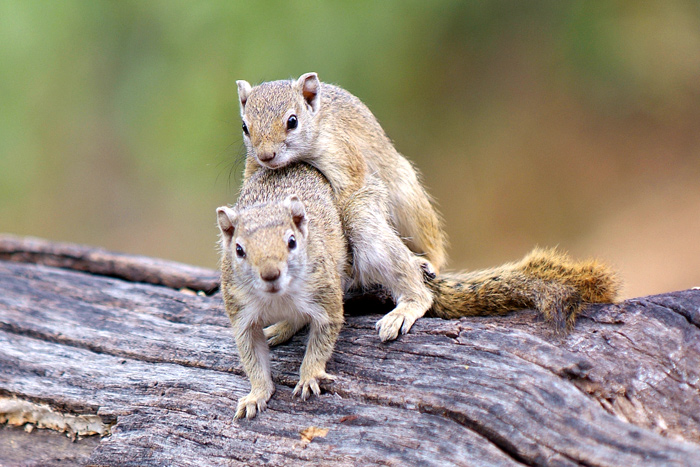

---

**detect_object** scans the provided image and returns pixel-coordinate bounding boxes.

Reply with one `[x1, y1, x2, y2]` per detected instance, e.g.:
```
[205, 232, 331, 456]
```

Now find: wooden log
[0, 234, 219, 294]
[0, 235, 699, 466]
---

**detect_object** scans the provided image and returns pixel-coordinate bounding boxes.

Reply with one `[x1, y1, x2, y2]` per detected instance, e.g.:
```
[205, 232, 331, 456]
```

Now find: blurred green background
[2, 1, 699, 298]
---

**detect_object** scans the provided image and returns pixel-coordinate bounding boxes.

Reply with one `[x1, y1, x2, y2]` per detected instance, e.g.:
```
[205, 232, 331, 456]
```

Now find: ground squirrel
[236, 73, 444, 341]
[217, 163, 347, 419]
[218, 163, 619, 419]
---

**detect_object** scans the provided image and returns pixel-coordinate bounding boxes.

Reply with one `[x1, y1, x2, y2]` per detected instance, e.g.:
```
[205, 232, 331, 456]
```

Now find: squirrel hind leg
[344, 191, 434, 341]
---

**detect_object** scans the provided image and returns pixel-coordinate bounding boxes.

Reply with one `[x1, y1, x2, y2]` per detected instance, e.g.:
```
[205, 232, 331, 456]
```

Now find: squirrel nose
[258, 151, 276, 162]
[260, 267, 281, 282]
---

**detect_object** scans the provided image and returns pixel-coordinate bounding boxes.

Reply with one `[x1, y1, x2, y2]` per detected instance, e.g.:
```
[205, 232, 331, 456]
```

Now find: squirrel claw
[293, 372, 334, 401]
[293, 377, 320, 401]
[235, 390, 273, 419]
[376, 311, 418, 342]
[420, 260, 437, 281]
[264, 321, 298, 347]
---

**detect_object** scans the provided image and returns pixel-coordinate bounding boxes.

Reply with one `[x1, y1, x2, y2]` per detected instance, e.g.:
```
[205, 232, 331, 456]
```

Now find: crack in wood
[0, 321, 230, 373]
[330, 384, 535, 466]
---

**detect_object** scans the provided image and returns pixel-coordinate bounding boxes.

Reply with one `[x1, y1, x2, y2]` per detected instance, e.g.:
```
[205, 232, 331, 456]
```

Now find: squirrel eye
[235, 243, 246, 258]
[287, 235, 297, 250]
[286, 115, 298, 130]
[242, 122, 249, 136]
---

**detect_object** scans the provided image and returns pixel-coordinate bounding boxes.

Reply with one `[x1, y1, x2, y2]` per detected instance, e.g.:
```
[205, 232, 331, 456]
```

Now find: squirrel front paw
[293, 371, 335, 401]
[375, 309, 418, 342]
[235, 388, 274, 419]
[264, 320, 299, 347]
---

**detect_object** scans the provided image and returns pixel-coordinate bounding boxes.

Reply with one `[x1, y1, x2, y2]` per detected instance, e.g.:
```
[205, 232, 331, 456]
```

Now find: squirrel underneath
[218, 164, 618, 419]
[218, 164, 347, 419]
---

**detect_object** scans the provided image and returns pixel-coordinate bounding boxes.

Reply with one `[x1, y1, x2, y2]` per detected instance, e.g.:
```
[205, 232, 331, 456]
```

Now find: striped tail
[426, 248, 620, 332]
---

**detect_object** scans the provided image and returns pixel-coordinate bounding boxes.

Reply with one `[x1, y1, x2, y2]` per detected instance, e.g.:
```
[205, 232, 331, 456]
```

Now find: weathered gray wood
[0, 236, 699, 466]
[0, 234, 219, 294]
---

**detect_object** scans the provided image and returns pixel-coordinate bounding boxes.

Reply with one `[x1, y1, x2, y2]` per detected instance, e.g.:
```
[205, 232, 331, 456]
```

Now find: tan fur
[218, 165, 620, 419]
[237, 73, 445, 341]
[427, 248, 620, 332]
[217, 163, 347, 419]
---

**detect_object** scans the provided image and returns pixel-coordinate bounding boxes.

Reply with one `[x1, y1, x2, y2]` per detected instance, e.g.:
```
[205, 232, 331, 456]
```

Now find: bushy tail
[426, 248, 620, 332]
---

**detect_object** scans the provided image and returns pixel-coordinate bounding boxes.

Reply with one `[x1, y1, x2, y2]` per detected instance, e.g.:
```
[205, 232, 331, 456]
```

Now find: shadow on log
[1, 234, 699, 466]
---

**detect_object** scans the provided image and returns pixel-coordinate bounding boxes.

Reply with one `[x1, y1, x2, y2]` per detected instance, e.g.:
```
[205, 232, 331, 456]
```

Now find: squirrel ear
[236, 80, 252, 110]
[216, 206, 238, 248]
[283, 195, 308, 236]
[296, 73, 320, 114]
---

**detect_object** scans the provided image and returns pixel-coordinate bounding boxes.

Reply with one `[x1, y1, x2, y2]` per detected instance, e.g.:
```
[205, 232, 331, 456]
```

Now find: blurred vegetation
[2, 1, 699, 297]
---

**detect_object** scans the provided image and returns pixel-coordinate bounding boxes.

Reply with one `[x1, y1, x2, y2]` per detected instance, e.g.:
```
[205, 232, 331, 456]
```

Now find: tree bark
[0, 234, 699, 466]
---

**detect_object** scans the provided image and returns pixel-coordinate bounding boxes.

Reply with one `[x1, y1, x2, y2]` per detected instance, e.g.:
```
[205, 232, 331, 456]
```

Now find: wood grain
[0, 235, 699, 466]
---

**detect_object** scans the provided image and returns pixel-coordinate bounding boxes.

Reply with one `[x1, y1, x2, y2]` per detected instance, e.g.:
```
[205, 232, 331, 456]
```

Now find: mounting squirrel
[236, 72, 445, 342]
[218, 163, 619, 419]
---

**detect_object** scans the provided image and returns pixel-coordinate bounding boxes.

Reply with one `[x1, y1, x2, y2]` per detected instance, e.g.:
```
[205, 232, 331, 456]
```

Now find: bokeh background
[2, 1, 699, 299]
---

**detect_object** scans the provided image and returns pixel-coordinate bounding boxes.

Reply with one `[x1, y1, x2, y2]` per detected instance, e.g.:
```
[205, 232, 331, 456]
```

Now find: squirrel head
[236, 72, 321, 170]
[217, 195, 309, 296]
